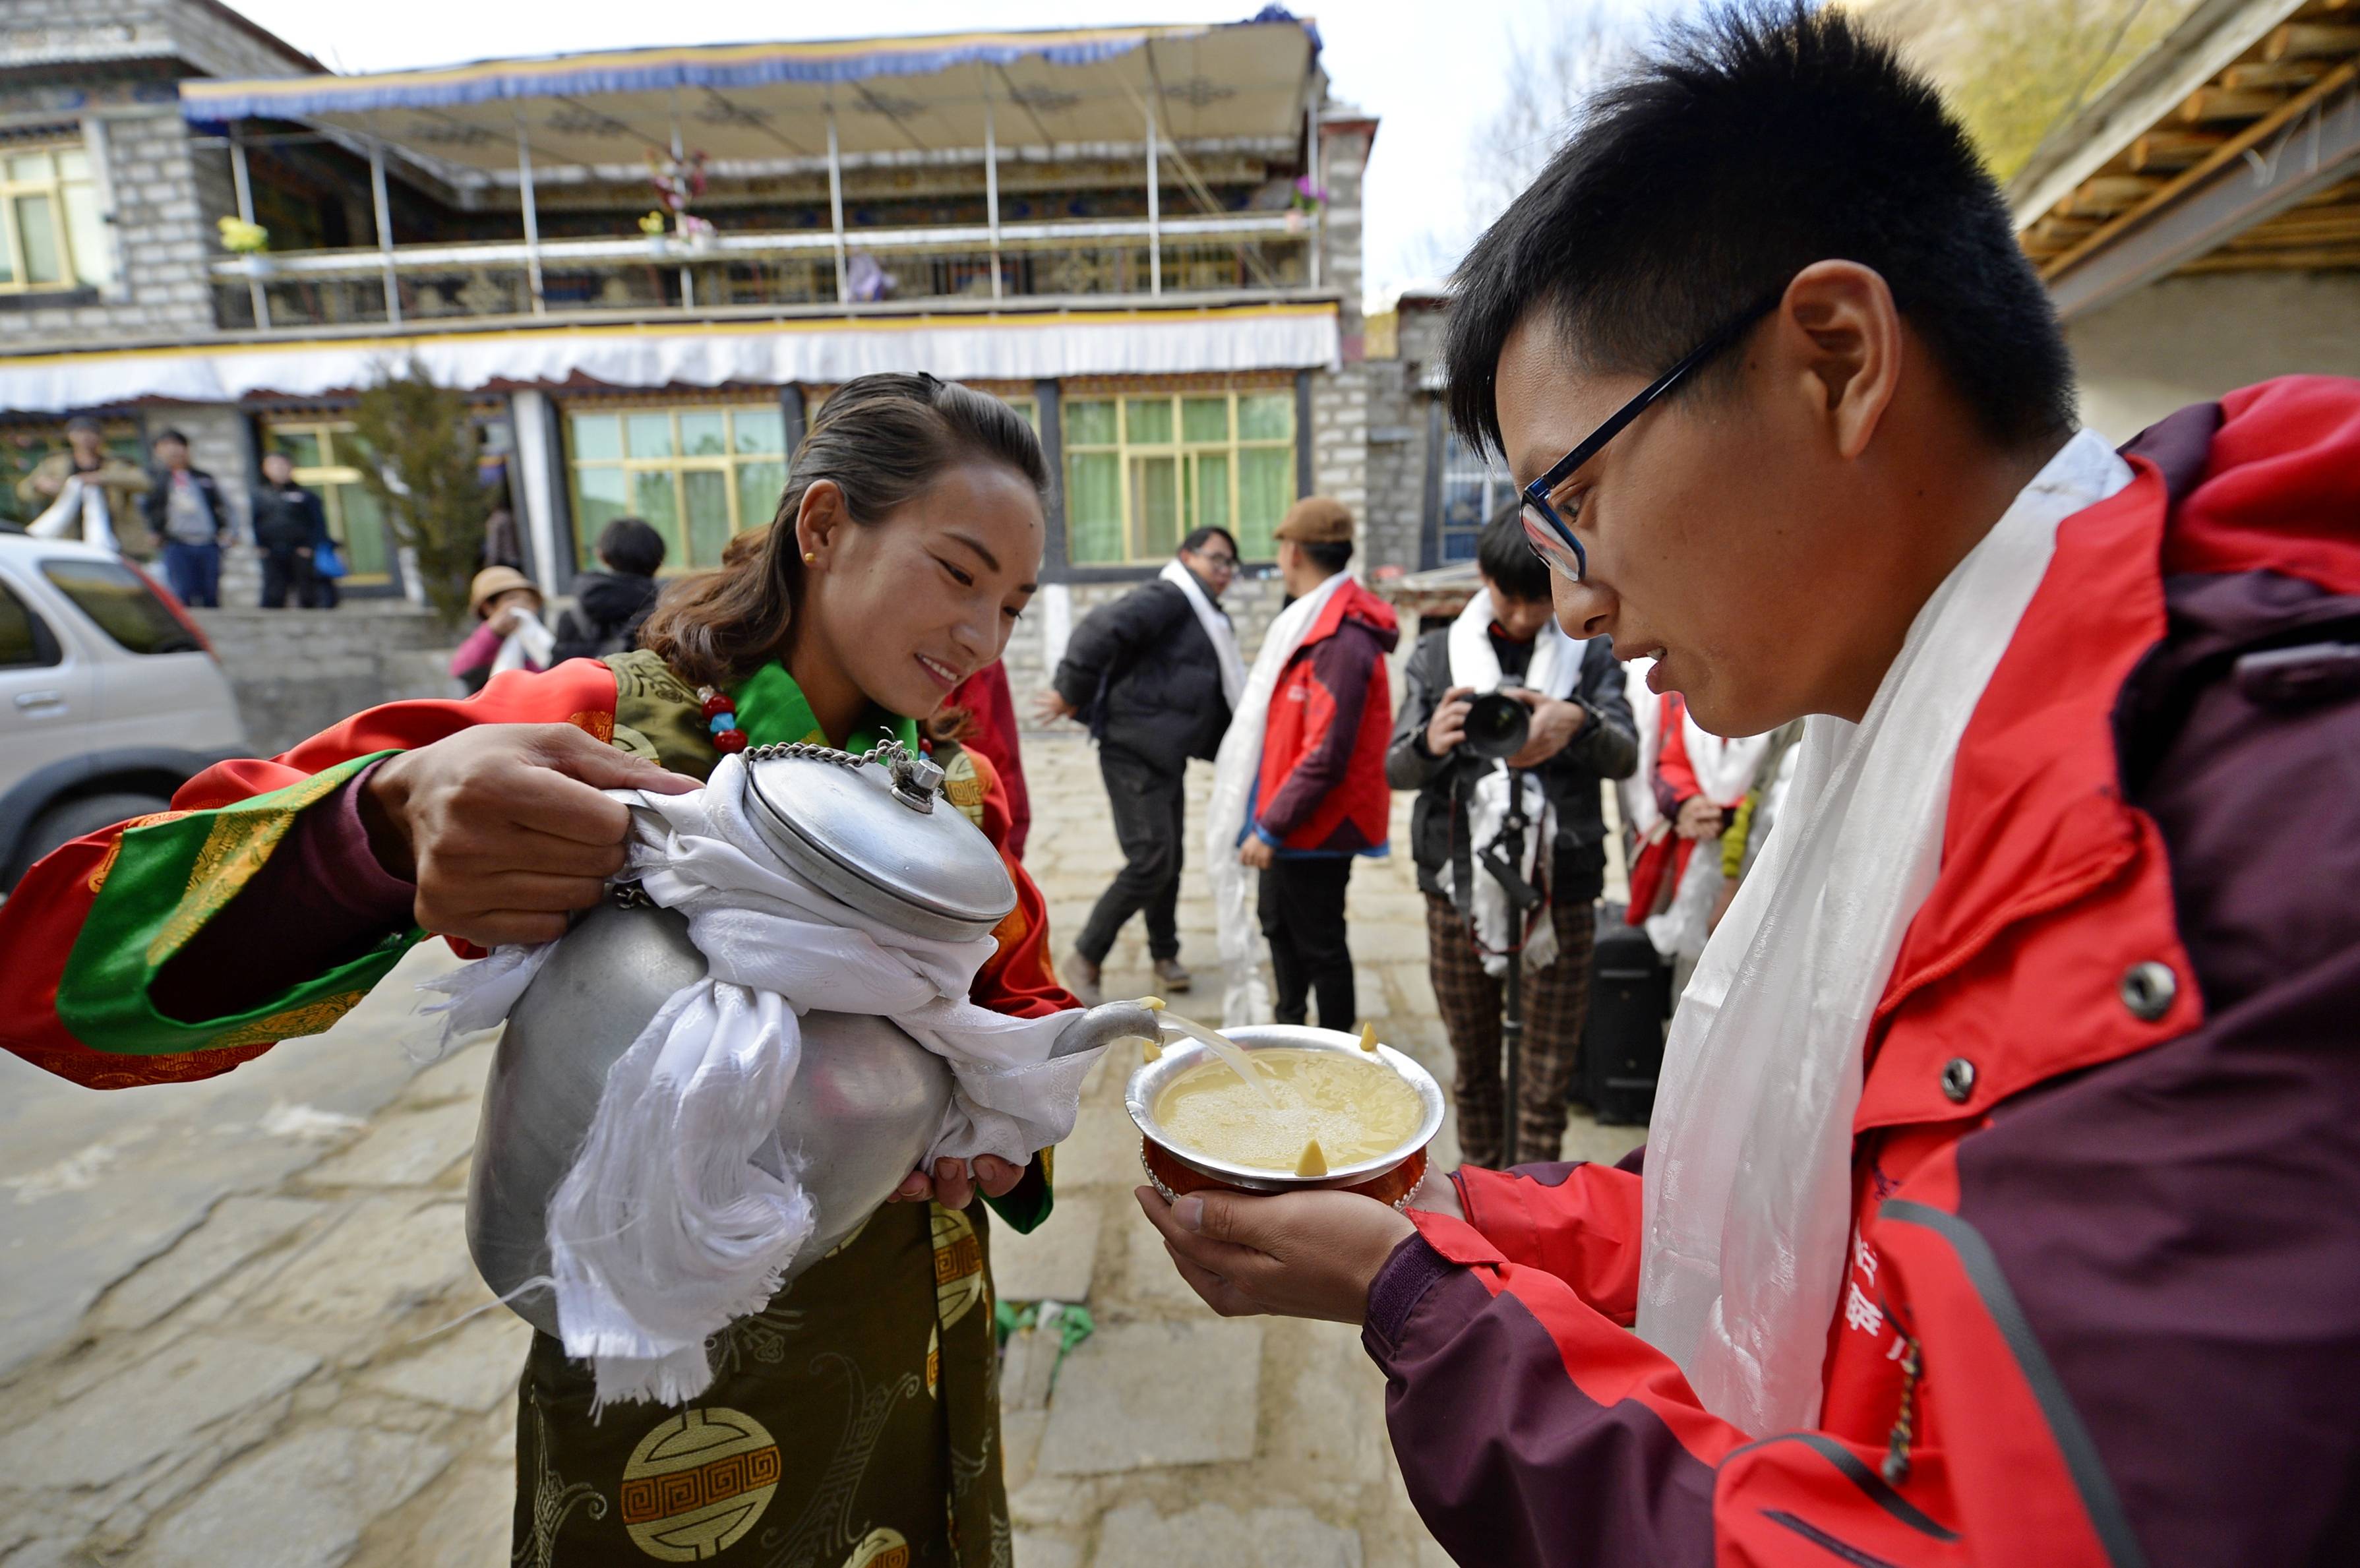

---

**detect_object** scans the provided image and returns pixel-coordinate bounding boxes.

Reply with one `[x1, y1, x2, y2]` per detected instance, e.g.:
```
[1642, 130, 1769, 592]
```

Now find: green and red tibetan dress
[0, 649, 1077, 1568]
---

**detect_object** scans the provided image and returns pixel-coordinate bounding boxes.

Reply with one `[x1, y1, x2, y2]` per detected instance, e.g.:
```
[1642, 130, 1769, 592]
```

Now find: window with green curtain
[564, 404, 793, 570]
[1059, 387, 1295, 564]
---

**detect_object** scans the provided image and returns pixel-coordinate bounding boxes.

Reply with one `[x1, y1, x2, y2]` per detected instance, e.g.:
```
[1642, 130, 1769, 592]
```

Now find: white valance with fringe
[0, 302, 1340, 413]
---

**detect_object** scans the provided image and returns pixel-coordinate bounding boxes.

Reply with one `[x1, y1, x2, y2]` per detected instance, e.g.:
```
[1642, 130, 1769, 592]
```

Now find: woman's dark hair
[1475, 500, 1552, 602]
[597, 515, 667, 578]
[1444, 2, 2073, 457]
[641, 373, 1049, 690]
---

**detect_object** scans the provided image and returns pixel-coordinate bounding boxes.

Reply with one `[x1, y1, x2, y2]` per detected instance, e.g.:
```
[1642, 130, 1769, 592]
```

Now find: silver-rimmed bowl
[1124, 1023, 1445, 1195]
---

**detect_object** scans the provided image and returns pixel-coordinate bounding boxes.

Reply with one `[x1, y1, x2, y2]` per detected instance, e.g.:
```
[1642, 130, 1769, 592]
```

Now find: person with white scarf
[1040, 526, 1244, 1002]
[19, 415, 152, 556]
[1385, 508, 1635, 1168]
[1138, 11, 2360, 1565]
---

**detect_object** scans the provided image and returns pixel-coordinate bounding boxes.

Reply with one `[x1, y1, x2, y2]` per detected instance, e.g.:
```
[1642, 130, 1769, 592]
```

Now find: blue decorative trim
[179, 15, 1317, 123]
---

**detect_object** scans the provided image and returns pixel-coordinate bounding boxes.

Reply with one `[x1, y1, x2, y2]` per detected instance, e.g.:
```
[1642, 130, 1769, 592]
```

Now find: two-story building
[0, 0, 1381, 694]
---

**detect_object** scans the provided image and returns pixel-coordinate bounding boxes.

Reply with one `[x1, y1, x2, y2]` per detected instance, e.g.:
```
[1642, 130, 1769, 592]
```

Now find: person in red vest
[1139, 6, 2360, 1565]
[1232, 497, 1398, 1031]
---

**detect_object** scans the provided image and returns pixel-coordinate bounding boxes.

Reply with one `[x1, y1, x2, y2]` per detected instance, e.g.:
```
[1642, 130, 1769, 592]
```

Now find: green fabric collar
[731, 661, 919, 756]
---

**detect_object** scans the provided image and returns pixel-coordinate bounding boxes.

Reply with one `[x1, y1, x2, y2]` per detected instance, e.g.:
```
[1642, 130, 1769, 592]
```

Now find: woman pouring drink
[0, 374, 1080, 1567]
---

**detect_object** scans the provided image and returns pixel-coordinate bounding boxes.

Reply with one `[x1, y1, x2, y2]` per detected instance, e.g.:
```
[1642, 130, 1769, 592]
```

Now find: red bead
[713, 729, 748, 754]
[701, 692, 734, 719]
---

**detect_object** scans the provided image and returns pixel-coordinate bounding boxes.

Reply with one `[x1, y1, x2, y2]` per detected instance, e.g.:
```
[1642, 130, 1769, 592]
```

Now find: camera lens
[1461, 692, 1530, 760]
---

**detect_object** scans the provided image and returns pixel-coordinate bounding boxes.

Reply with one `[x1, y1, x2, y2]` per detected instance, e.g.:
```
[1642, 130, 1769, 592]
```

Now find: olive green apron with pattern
[512, 1198, 1005, 1568]
[510, 652, 1028, 1568]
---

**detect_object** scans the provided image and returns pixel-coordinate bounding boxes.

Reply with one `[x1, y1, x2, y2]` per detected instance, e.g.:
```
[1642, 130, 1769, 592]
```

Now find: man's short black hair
[597, 516, 667, 577]
[1445, 2, 2073, 458]
[1475, 501, 1552, 601]
[153, 427, 189, 447]
[1180, 526, 1239, 558]
[1300, 538, 1353, 574]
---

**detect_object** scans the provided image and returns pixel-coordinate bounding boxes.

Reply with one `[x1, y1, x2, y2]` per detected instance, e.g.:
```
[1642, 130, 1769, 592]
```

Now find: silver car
[0, 534, 245, 889]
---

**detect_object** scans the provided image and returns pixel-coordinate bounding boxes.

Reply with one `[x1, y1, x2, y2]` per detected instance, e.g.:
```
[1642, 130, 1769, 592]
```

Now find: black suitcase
[1580, 903, 1673, 1126]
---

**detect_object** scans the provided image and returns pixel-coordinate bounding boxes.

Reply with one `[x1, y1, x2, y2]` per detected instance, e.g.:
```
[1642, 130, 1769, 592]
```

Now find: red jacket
[1252, 575, 1399, 855]
[947, 661, 1030, 860]
[1365, 378, 2360, 1567]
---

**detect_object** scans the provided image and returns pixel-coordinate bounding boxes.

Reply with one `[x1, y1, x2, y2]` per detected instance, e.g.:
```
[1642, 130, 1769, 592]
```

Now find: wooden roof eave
[2008, 0, 2299, 228]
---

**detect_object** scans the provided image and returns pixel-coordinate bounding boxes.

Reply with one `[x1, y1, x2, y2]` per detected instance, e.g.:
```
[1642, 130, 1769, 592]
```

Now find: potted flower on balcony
[218, 216, 274, 276]
[1286, 174, 1328, 234]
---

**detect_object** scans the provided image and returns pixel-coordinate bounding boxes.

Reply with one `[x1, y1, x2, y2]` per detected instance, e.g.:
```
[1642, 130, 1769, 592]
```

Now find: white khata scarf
[28, 475, 117, 552]
[1437, 588, 1584, 976]
[1205, 567, 1350, 1025]
[1636, 429, 2131, 1435]
[1619, 657, 1665, 840]
[1160, 557, 1247, 711]
[421, 754, 1104, 1409]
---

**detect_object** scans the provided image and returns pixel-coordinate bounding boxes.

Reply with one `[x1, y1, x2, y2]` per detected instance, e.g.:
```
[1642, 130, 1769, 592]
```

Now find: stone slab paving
[0, 735, 1644, 1568]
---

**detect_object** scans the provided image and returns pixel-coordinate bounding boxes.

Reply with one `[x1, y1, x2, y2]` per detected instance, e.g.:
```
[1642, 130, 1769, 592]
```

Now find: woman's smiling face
[798, 459, 1044, 721]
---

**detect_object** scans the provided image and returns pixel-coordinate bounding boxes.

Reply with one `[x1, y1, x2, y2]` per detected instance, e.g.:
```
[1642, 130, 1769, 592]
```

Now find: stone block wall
[189, 601, 458, 756]
[1, 0, 313, 349]
[1363, 298, 1451, 572]
[1308, 367, 1372, 561]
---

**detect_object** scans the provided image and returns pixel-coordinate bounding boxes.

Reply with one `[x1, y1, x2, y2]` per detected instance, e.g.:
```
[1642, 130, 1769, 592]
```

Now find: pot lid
[741, 739, 1015, 942]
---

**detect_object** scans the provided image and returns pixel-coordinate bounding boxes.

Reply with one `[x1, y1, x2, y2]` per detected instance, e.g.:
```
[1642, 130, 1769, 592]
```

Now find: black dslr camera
[1461, 689, 1530, 761]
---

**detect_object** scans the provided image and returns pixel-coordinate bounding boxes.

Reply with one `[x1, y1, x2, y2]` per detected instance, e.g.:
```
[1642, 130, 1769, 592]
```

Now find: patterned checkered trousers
[1425, 895, 1597, 1169]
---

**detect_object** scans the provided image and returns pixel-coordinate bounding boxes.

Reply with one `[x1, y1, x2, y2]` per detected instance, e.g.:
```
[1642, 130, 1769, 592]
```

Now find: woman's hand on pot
[1133, 1184, 1416, 1324]
[358, 722, 694, 948]
[893, 1155, 1026, 1210]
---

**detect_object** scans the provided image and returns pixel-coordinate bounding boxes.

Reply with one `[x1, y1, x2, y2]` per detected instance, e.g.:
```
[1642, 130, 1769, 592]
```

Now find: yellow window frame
[0, 140, 105, 295]
[1060, 388, 1295, 565]
[562, 403, 793, 573]
[261, 418, 394, 586]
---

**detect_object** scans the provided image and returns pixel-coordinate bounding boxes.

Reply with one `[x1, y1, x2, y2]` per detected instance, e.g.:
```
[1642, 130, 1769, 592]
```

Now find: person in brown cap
[450, 564, 555, 694]
[1207, 495, 1399, 1030]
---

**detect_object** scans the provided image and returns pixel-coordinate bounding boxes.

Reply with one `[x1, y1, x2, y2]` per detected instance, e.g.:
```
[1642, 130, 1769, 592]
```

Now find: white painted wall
[2066, 270, 2360, 442]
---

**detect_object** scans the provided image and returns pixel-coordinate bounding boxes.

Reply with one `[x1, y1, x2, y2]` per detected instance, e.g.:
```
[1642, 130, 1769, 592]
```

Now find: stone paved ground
[0, 736, 1641, 1568]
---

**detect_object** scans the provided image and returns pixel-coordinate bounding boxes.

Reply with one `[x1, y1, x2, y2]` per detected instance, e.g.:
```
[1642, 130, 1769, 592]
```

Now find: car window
[39, 558, 203, 655]
[0, 580, 61, 668]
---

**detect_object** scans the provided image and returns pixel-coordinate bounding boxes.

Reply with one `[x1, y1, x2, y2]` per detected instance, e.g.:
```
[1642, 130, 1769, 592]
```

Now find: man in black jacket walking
[1388, 510, 1637, 1165]
[1041, 526, 1244, 1004]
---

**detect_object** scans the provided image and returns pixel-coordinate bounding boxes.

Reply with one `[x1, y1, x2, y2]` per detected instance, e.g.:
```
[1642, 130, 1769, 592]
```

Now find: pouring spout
[1050, 1000, 1163, 1060]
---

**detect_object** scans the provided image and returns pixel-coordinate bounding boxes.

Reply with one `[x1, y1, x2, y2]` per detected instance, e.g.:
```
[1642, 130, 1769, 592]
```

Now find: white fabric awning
[0, 302, 1339, 412]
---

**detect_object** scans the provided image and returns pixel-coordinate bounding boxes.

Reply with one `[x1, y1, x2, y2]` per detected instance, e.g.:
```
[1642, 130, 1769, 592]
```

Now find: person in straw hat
[451, 564, 557, 694]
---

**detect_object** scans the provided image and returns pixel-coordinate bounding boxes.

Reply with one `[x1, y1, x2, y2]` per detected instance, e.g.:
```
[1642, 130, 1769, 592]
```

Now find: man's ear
[1776, 260, 1903, 462]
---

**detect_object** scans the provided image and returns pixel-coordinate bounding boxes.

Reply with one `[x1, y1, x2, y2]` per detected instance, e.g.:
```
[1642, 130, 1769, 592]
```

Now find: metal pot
[465, 739, 1155, 1335]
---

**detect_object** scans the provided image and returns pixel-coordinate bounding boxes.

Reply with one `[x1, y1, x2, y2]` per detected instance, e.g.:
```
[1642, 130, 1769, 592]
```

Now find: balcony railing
[208, 214, 1314, 332]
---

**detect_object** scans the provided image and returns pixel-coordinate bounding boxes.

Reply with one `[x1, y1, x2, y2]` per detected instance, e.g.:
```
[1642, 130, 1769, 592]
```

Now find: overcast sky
[218, 0, 1679, 311]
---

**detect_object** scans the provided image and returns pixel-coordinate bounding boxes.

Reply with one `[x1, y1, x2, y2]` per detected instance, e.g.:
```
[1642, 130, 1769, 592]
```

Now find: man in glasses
[1137, 4, 2360, 1564]
[1043, 526, 1246, 1003]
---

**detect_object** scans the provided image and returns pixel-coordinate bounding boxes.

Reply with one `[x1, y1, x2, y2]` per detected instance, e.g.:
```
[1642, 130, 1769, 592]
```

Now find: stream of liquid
[1157, 1010, 1276, 1106]
[1154, 1047, 1424, 1172]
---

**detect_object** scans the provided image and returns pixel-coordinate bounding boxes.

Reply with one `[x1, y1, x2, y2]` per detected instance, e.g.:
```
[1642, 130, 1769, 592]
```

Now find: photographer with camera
[1389, 508, 1635, 1167]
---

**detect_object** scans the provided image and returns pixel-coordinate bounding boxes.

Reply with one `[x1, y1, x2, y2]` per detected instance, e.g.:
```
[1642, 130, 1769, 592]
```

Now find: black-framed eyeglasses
[1520, 289, 1784, 584]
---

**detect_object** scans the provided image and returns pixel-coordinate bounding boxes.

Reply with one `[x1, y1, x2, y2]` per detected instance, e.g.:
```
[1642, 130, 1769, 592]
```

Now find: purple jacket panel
[1951, 566, 2360, 1568]
[1363, 1257, 1717, 1568]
